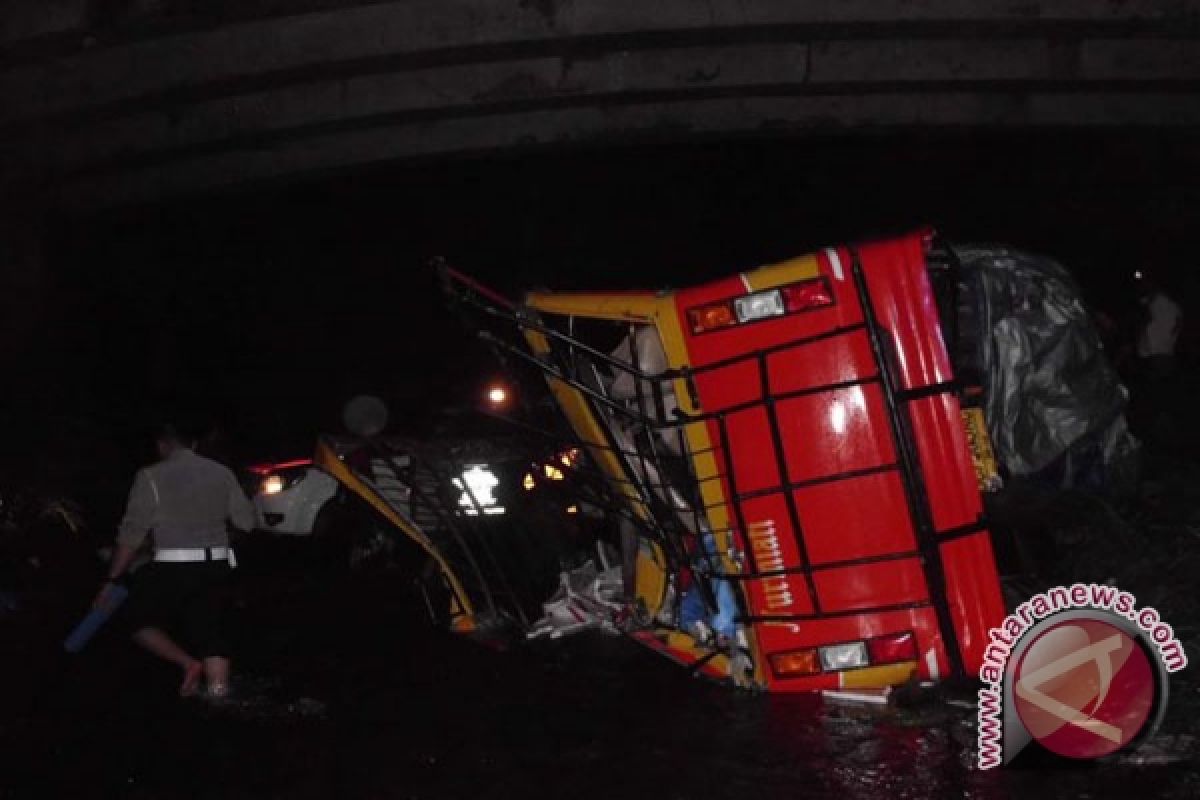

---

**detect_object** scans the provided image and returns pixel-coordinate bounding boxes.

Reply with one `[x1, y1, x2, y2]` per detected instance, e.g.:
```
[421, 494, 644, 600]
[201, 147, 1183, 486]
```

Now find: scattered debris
[526, 557, 624, 641]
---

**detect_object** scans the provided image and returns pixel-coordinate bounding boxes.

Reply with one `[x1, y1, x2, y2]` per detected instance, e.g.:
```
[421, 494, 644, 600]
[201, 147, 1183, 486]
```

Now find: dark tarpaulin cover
[952, 245, 1139, 491]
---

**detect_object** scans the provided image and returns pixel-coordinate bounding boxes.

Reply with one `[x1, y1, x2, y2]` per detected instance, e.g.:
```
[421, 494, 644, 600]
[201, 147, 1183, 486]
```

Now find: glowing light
[523, 472, 536, 491]
[486, 385, 509, 407]
[262, 475, 285, 495]
[452, 465, 504, 516]
[566, 505, 579, 515]
[1134, 270, 1144, 281]
[543, 464, 565, 481]
[247, 458, 313, 476]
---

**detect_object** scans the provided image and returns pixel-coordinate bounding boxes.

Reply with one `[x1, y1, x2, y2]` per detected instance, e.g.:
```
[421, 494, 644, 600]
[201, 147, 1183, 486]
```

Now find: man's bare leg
[203, 657, 231, 698]
[132, 627, 202, 695]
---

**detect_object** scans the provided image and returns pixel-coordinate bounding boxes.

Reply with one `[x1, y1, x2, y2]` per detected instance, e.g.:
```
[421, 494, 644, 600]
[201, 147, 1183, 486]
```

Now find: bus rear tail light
[733, 290, 785, 323]
[772, 633, 915, 680]
[867, 631, 918, 664]
[688, 302, 738, 334]
[769, 648, 821, 678]
[781, 278, 834, 312]
[818, 642, 870, 671]
[688, 277, 835, 334]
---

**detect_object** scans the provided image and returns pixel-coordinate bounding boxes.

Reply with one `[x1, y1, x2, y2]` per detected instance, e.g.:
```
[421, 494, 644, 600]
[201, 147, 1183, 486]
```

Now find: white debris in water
[526, 559, 624, 641]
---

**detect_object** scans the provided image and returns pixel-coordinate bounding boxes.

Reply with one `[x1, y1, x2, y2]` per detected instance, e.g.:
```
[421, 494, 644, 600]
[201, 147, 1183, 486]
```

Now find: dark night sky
[13, 128, 1199, 510]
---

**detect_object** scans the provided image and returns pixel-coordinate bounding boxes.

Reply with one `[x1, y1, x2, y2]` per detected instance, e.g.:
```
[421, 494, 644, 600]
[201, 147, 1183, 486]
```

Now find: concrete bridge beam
[0, 0, 1196, 208]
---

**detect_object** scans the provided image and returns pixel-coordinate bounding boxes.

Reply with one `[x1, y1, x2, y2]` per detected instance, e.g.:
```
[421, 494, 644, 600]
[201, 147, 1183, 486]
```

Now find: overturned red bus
[428, 229, 1009, 692]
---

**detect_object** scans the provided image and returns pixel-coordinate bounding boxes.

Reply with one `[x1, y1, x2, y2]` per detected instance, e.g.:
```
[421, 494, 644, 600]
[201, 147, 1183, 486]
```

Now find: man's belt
[153, 547, 235, 566]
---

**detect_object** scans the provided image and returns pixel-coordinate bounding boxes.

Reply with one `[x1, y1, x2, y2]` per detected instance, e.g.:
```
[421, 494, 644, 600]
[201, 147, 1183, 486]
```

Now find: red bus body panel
[674, 232, 1005, 690]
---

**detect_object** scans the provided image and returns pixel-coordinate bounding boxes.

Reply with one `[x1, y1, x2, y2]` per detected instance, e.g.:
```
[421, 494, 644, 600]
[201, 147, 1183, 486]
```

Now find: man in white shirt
[96, 423, 254, 698]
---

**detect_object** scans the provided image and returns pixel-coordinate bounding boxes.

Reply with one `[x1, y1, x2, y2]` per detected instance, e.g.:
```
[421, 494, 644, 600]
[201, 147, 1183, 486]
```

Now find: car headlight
[258, 466, 309, 496]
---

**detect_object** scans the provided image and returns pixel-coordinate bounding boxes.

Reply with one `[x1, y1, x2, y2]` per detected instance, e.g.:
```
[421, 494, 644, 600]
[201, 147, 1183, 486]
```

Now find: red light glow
[246, 458, 312, 476]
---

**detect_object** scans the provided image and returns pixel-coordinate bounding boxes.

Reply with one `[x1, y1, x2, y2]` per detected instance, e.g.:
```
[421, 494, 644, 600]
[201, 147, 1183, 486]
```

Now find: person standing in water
[96, 422, 254, 698]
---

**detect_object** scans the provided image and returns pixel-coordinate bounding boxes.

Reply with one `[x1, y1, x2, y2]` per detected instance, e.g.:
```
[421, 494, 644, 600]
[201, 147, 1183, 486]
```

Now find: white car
[245, 457, 384, 566]
[245, 458, 340, 536]
[244, 448, 505, 570]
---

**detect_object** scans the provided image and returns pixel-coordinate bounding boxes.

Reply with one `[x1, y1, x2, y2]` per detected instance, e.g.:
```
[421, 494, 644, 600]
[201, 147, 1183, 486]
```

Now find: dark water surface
[3, 551, 1197, 800]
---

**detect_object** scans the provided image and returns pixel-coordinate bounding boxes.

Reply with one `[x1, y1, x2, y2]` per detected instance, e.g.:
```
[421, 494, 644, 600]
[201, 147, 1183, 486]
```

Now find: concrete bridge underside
[2, 1, 1199, 209]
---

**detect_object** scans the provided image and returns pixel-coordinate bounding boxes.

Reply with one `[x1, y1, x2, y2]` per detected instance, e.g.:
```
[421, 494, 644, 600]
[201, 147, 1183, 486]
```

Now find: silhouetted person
[1131, 275, 1184, 448]
[1136, 276, 1183, 378]
[94, 423, 254, 698]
